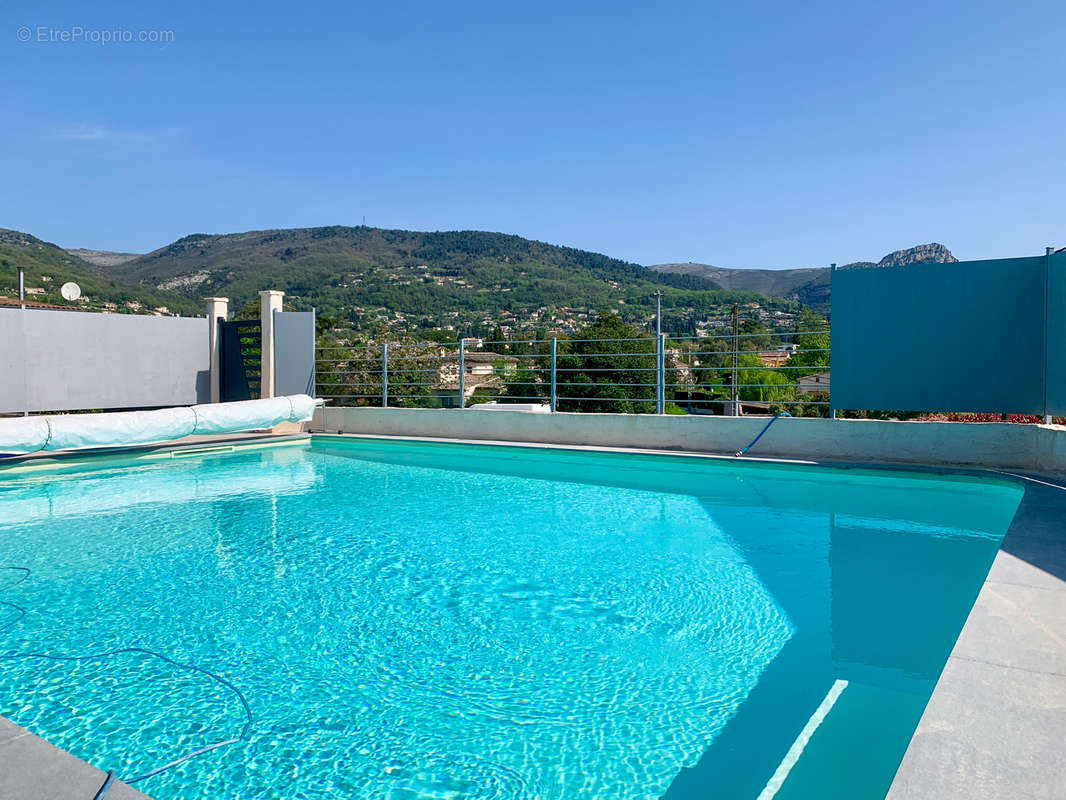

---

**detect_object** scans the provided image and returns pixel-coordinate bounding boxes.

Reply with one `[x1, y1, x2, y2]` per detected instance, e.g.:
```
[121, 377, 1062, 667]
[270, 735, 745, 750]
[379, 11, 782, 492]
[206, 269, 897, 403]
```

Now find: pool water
[0, 439, 1023, 799]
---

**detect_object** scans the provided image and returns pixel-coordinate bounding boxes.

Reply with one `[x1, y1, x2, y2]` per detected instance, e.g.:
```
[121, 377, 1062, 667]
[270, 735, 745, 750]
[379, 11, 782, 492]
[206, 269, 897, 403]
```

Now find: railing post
[1045, 248, 1054, 425]
[550, 337, 557, 412]
[381, 343, 389, 407]
[829, 263, 837, 419]
[458, 338, 465, 409]
[656, 333, 665, 415]
[730, 302, 739, 416]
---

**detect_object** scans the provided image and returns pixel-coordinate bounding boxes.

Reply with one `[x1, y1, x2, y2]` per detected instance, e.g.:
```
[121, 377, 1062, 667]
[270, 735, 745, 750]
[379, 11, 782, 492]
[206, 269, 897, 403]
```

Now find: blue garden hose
[0, 566, 253, 798]
[92, 771, 115, 800]
[0, 567, 28, 636]
[734, 412, 791, 457]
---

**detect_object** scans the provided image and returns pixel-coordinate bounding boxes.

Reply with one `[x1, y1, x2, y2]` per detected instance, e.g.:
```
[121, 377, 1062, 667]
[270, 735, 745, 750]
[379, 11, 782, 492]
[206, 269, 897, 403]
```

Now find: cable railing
[315, 330, 831, 417]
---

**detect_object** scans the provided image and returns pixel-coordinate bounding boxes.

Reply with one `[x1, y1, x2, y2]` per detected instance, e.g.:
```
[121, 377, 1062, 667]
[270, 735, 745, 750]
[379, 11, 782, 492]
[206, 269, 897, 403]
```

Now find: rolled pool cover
[0, 394, 317, 455]
[0, 416, 51, 455]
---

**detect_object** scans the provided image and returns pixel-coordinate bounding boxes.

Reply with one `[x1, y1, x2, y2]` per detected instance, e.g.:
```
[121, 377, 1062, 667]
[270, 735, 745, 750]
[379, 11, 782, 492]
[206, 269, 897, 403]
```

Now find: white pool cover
[0, 395, 317, 455]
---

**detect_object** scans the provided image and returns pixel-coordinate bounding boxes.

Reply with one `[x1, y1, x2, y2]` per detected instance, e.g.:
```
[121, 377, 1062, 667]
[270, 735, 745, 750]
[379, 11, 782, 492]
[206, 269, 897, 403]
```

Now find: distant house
[462, 352, 517, 377]
[757, 350, 789, 368]
[755, 344, 797, 368]
[0, 295, 82, 312]
[438, 352, 521, 407]
[798, 372, 831, 394]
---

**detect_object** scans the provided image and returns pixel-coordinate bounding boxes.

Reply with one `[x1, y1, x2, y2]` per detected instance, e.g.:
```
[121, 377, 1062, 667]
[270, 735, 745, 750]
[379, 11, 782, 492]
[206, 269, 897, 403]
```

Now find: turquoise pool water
[0, 439, 1023, 799]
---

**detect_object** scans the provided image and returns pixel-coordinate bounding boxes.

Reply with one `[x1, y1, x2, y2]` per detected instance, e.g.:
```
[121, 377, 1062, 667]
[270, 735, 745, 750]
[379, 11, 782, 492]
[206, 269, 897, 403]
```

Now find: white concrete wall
[312, 406, 1066, 475]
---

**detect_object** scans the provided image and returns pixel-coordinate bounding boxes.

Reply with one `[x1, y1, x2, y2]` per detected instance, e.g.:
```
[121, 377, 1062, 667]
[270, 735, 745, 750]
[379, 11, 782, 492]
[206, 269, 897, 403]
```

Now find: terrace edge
[311, 407, 1066, 476]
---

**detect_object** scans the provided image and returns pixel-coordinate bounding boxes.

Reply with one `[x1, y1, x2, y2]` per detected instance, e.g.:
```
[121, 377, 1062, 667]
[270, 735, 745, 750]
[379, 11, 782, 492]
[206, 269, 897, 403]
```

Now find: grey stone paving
[886, 476, 1066, 800]
[0, 717, 149, 799]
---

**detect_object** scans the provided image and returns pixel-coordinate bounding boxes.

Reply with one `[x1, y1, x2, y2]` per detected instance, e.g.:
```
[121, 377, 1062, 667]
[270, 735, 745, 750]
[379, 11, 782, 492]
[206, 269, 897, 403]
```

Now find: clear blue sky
[2, 0, 1064, 267]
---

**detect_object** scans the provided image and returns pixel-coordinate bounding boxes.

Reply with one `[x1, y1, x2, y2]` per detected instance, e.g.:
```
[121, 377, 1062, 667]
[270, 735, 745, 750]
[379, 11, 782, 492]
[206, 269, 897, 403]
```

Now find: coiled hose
[0, 567, 253, 799]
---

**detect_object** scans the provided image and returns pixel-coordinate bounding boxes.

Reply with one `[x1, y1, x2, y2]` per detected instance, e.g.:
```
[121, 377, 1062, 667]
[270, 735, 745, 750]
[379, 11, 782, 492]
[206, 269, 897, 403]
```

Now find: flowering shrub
[914, 412, 1063, 424]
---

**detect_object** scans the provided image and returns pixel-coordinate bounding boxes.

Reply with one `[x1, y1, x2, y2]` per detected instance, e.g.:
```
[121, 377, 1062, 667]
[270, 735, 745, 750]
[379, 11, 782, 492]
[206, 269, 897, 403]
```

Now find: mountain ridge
[77, 225, 802, 335]
[3, 224, 957, 336]
[650, 243, 957, 311]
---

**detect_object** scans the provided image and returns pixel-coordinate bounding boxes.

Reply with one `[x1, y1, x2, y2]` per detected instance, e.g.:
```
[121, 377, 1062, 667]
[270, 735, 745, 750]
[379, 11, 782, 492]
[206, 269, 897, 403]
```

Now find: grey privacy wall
[273, 310, 315, 397]
[832, 253, 1064, 415]
[0, 308, 209, 413]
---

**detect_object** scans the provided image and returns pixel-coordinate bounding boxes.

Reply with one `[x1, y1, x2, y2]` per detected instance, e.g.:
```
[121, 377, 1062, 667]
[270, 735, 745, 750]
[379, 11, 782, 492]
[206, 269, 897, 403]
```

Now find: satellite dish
[60, 282, 81, 301]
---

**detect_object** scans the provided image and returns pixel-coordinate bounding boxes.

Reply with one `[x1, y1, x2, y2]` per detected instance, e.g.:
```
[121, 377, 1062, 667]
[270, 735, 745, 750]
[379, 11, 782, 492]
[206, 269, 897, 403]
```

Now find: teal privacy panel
[832, 257, 1047, 414]
[1048, 252, 1066, 415]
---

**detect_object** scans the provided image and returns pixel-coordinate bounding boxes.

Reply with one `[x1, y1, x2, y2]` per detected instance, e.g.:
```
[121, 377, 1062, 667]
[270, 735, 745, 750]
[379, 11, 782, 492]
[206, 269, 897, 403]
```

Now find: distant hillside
[2, 225, 958, 334]
[0, 229, 198, 315]
[650, 243, 957, 312]
[89, 225, 801, 335]
[650, 263, 831, 301]
[66, 248, 141, 267]
[873, 243, 957, 267]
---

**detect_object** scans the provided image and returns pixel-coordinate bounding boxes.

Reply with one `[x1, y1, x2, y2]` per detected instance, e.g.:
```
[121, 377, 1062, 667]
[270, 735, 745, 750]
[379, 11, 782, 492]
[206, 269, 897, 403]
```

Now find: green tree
[501, 364, 548, 404]
[736, 353, 793, 403]
[786, 308, 831, 371]
[737, 317, 773, 351]
[315, 342, 376, 407]
[315, 338, 448, 408]
[691, 337, 732, 387]
[489, 325, 508, 353]
[555, 314, 656, 413]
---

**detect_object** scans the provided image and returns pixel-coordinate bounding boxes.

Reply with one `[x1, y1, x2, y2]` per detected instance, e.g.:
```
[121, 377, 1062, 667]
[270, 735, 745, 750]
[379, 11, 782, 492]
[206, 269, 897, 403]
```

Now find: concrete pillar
[205, 297, 229, 403]
[260, 290, 284, 398]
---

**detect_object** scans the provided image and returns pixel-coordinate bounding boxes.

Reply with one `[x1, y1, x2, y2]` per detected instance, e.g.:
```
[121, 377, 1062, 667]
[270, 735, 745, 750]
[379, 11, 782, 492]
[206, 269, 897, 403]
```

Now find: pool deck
[0, 716, 148, 799]
[0, 430, 311, 470]
[0, 432, 1063, 799]
[885, 470, 1066, 800]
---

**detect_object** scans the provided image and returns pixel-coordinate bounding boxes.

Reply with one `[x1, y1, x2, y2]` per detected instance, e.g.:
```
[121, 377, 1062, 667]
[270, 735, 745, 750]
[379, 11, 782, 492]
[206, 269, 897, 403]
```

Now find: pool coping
[0, 431, 1061, 799]
[0, 431, 311, 474]
[0, 717, 149, 800]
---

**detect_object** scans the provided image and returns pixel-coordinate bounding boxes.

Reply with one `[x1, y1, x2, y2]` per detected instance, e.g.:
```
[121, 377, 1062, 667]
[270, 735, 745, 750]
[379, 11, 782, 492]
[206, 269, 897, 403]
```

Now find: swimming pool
[0, 438, 1024, 799]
